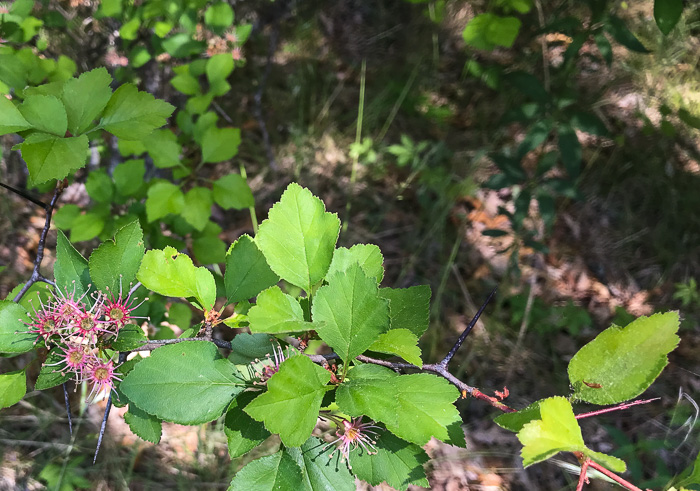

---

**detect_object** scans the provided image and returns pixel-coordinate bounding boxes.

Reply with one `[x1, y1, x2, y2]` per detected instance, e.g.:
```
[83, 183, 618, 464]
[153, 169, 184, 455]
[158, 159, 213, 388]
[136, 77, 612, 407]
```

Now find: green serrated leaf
[181, 187, 212, 231]
[224, 235, 279, 303]
[654, 0, 683, 35]
[113, 159, 145, 196]
[327, 244, 384, 283]
[88, 220, 144, 295]
[245, 355, 331, 447]
[124, 404, 162, 444]
[207, 53, 234, 82]
[212, 173, 254, 210]
[70, 212, 105, 242]
[35, 348, 73, 390]
[120, 341, 243, 425]
[558, 124, 581, 178]
[61, 67, 113, 134]
[193, 236, 227, 265]
[201, 126, 241, 163]
[287, 437, 355, 491]
[145, 182, 185, 222]
[229, 450, 304, 491]
[0, 96, 32, 135]
[85, 170, 114, 203]
[0, 369, 27, 409]
[379, 285, 431, 337]
[494, 400, 541, 433]
[227, 333, 277, 365]
[19, 94, 67, 136]
[568, 312, 680, 404]
[517, 396, 626, 473]
[54, 230, 91, 299]
[136, 247, 216, 310]
[225, 391, 271, 458]
[606, 14, 650, 53]
[171, 73, 200, 96]
[19, 133, 88, 184]
[143, 129, 181, 169]
[110, 324, 147, 351]
[248, 286, 313, 334]
[99, 84, 175, 140]
[0, 301, 35, 354]
[351, 430, 429, 490]
[312, 263, 389, 362]
[256, 183, 340, 292]
[204, 2, 234, 31]
[336, 365, 460, 446]
[369, 329, 422, 367]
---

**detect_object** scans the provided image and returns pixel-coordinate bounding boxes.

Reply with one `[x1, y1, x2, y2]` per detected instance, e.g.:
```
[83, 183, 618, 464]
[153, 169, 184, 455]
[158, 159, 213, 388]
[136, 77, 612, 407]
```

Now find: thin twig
[93, 392, 112, 464]
[62, 383, 72, 435]
[575, 398, 659, 420]
[0, 181, 47, 208]
[586, 460, 647, 491]
[576, 458, 591, 491]
[13, 180, 66, 303]
[439, 287, 497, 369]
[125, 337, 232, 354]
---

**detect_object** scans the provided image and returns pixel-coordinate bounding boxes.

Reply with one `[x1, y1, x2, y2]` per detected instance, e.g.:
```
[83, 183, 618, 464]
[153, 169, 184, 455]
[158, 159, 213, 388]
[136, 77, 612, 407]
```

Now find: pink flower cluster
[26, 283, 143, 402]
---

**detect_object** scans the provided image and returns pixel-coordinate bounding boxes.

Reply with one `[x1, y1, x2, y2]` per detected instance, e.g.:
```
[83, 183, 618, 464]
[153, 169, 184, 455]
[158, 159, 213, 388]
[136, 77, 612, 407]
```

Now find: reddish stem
[575, 398, 659, 420]
[576, 458, 591, 491]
